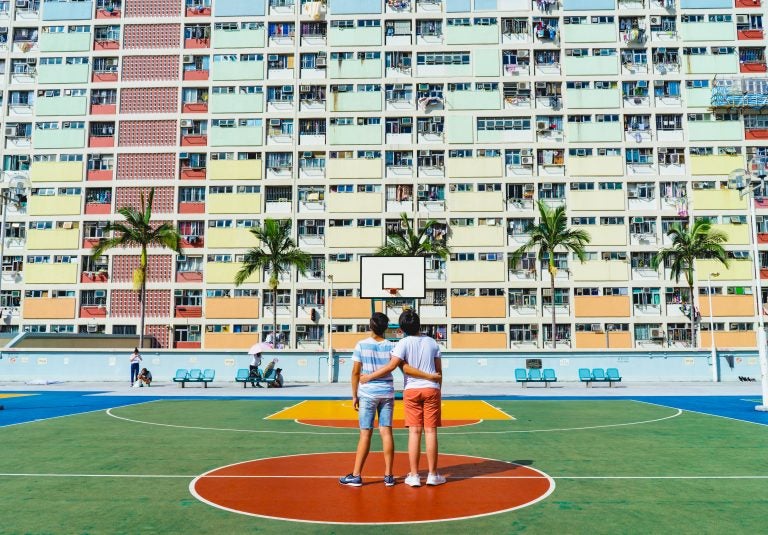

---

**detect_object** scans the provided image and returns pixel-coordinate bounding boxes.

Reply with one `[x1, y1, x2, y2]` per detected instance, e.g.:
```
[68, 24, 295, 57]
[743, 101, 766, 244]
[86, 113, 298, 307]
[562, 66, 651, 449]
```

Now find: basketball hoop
[387, 288, 398, 296]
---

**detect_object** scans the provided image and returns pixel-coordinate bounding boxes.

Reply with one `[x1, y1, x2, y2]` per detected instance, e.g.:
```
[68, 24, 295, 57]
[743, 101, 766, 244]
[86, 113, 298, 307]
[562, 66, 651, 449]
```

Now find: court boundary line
[189, 452, 556, 525]
[106, 401, 682, 435]
[1, 399, 160, 429]
[635, 399, 768, 428]
[292, 418, 484, 430]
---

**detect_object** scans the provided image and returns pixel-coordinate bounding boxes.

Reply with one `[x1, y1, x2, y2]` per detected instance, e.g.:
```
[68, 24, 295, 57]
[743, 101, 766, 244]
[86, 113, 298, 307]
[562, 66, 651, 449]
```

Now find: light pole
[729, 165, 768, 411]
[327, 274, 333, 383]
[707, 272, 719, 382]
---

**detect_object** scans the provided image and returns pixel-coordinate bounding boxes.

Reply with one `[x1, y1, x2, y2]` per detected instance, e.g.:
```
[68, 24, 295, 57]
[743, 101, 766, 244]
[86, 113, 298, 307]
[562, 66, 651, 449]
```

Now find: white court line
[636, 400, 768, 428]
[1, 399, 160, 429]
[1, 473, 766, 481]
[107, 404, 682, 435]
[481, 400, 516, 421]
[263, 399, 309, 420]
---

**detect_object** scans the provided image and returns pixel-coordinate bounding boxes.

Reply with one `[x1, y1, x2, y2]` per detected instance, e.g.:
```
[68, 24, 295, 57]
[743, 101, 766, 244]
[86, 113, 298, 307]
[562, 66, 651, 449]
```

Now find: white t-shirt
[391, 335, 441, 390]
[250, 354, 262, 367]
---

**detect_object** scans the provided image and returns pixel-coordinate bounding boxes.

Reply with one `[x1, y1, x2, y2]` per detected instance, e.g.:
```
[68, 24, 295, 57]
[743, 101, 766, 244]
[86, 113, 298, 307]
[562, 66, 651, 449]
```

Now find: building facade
[0, 0, 767, 350]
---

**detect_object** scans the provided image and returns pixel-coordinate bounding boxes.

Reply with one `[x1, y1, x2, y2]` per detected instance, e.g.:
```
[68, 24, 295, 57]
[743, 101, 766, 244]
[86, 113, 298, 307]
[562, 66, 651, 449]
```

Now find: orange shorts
[403, 388, 441, 428]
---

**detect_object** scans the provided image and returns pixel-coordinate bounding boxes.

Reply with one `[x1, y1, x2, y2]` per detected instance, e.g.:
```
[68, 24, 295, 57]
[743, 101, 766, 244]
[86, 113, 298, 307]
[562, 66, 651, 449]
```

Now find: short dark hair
[399, 309, 421, 336]
[369, 312, 389, 337]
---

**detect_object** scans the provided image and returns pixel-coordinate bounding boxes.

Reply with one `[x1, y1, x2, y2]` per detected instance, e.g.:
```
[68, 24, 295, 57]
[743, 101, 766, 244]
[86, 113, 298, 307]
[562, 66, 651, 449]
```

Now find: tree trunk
[550, 267, 557, 350]
[689, 282, 696, 348]
[138, 252, 147, 349]
[272, 283, 278, 348]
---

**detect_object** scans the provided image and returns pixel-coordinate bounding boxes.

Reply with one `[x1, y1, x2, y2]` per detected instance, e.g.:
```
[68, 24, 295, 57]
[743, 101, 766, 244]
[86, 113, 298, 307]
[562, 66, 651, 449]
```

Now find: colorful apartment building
[0, 0, 767, 351]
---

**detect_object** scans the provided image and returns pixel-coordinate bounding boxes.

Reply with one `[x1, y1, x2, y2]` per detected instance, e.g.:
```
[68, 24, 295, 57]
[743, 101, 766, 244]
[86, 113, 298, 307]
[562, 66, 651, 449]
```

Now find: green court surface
[1, 399, 766, 534]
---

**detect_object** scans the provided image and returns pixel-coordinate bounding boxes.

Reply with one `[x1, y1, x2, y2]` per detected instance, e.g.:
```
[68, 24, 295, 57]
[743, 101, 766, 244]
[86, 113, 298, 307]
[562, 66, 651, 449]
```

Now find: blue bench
[173, 368, 213, 388]
[514, 368, 557, 388]
[579, 368, 622, 387]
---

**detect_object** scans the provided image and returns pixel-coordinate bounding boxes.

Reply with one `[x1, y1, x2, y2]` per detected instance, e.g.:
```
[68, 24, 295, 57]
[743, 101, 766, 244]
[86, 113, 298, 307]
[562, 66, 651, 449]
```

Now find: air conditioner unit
[296, 325, 307, 333]
[305, 219, 315, 226]
[518, 50, 529, 58]
[269, 118, 282, 126]
[299, 85, 311, 91]
[486, 219, 497, 226]
[26, 58, 36, 65]
[692, 183, 705, 189]
[736, 15, 749, 24]
[628, 190, 639, 199]
[536, 121, 548, 131]
[637, 80, 648, 88]
[650, 16, 660, 25]
[63, 89, 71, 96]
[268, 54, 279, 62]
[520, 148, 532, 156]
[336, 253, 349, 261]
[650, 328, 664, 339]
[315, 56, 327, 67]
[4, 126, 17, 137]
[282, 85, 293, 92]
[524, 184, 534, 192]
[87, 324, 98, 333]
[17, 155, 30, 163]
[393, 83, 404, 90]
[517, 82, 530, 90]
[302, 151, 313, 158]
[417, 83, 430, 91]
[180, 120, 193, 127]
[521, 156, 533, 165]
[591, 323, 602, 332]
[535, 82, 547, 88]
[189, 325, 201, 333]
[179, 152, 190, 159]
[418, 150, 430, 156]
[654, 80, 665, 87]
[449, 184, 457, 192]
[417, 184, 428, 192]
[541, 183, 552, 190]
[632, 216, 644, 224]
[433, 116, 443, 123]
[183, 55, 194, 63]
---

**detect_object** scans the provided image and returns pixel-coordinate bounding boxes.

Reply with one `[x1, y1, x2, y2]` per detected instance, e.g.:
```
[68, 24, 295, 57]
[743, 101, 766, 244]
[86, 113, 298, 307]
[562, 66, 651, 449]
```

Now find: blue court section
[2, 392, 767, 428]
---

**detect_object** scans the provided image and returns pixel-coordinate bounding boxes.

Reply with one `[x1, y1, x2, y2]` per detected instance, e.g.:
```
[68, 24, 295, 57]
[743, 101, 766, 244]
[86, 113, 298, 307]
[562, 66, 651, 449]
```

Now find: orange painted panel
[87, 169, 113, 181]
[574, 296, 630, 318]
[331, 332, 368, 350]
[332, 297, 383, 319]
[206, 297, 260, 319]
[183, 70, 209, 81]
[574, 331, 632, 349]
[92, 73, 119, 83]
[746, 129, 768, 140]
[701, 331, 756, 348]
[450, 296, 506, 318]
[23, 298, 77, 319]
[450, 332, 507, 349]
[699, 295, 754, 317]
[89, 136, 114, 147]
[204, 332, 260, 350]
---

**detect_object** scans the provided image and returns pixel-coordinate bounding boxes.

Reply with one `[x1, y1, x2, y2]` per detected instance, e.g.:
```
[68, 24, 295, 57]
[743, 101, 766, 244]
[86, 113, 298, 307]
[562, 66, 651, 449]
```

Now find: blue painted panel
[42, 0, 93, 20]
[680, 0, 731, 7]
[214, 0, 266, 16]
[329, 0, 382, 14]
[562, 0, 614, 9]
[474, 0, 497, 9]
[446, 0, 472, 11]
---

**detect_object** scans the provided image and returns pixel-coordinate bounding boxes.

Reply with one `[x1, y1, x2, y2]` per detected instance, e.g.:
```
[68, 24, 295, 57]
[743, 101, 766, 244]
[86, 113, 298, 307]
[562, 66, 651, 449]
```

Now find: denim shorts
[358, 396, 394, 430]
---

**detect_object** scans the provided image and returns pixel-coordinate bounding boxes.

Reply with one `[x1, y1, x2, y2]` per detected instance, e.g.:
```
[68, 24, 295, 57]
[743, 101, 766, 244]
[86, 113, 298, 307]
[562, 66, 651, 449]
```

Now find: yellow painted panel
[327, 192, 381, 213]
[447, 157, 503, 178]
[332, 297, 383, 319]
[692, 190, 747, 210]
[326, 227, 382, 248]
[568, 156, 623, 176]
[701, 331, 756, 349]
[690, 155, 743, 176]
[451, 332, 507, 349]
[571, 260, 629, 282]
[207, 193, 262, 214]
[574, 225, 626, 246]
[327, 159, 381, 179]
[206, 297, 260, 319]
[331, 332, 369, 350]
[206, 228, 259, 248]
[699, 295, 754, 317]
[574, 295, 630, 317]
[451, 191, 504, 212]
[710, 223, 749, 245]
[22, 297, 77, 319]
[695, 259, 752, 281]
[575, 331, 632, 349]
[570, 190, 624, 211]
[450, 261, 506, 282]
[450, 226, 505, 247]
[208, 159, 262, 181]
[327, 261, 360, 283]
[26, 229, 79, 250]
[450, 296, 506, 318]
[205, 263, 260, 284]
[24, 263, 78, 284]
[28, 196, 81, 216]
[30, 161, 84, 183]
[204, 332, 260, 350]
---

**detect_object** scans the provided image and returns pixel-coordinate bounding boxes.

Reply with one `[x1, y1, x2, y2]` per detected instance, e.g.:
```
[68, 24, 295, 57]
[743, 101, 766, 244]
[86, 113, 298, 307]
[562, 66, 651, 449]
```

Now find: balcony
[80, 305, 107, 319]
[38, 95, 89, 118]
[42, 0, 94, 20]
[39, 31, 91, 52]
[81, 271, 108, 283]
[175, 305, 203, 318]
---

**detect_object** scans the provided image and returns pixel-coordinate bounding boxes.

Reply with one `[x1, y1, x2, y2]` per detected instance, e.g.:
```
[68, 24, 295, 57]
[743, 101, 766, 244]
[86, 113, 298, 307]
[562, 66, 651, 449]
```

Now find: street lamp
[728, 164, 768, 411]
[327, 274, 333, 383]
[707, 272, 719, 382]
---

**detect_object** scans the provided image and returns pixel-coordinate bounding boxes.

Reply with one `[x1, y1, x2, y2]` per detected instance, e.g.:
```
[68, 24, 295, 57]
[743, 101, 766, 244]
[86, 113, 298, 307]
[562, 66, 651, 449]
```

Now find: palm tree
[512, 201, 591, 349]
[375, 212, 450, 259]
[92, 188, 182, 349]
[234, 218, 311, 346]
[652, 219, 728, 347]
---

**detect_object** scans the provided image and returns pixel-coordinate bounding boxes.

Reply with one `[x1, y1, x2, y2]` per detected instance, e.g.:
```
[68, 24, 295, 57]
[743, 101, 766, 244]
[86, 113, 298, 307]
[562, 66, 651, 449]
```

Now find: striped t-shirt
[353, 337, 396, 399]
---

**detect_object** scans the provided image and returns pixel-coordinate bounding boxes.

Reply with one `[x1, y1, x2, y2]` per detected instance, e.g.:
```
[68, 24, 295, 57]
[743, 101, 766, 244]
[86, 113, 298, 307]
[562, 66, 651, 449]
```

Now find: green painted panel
[684, 55, 738, 74]
[33, 129, 86, 149]
[328, 27, 382, 47]
[328, 91, 382, 112]
[39, 32, 92, 52]
[566, 88, 621, 108]
[473, 49, 500, 77]
[445, 25, 499, 45]
[213, 28, 266, 48]
[328, 59, 382, 79]
[562, 24, 616, 43]
[564, 56, 619, 76]
[680, 22, 735, 41]
[212, 61, 265, 81]
[688, 121, 743, 141]
[327, 125, 382, 145]
[209, 126, 264, 147]
[567, 122, 622, 142]
[686, 87, 712, 108]
[445, 90, 501, 110]
[446, 115, 474, 143]
[209, 93, 264, 113]
[37, 64, 89, 84]
[35, 96, 88, 116]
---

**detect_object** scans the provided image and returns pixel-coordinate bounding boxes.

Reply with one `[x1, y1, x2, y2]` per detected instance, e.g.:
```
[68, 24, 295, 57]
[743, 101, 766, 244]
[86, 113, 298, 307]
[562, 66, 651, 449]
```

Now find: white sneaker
[404, 473, 421, 487]
[426, 473, 446, 486]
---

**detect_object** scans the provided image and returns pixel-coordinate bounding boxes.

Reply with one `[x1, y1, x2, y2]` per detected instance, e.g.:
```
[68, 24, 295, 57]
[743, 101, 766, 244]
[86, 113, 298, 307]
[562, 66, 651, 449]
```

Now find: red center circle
[191, 452, 554, 524]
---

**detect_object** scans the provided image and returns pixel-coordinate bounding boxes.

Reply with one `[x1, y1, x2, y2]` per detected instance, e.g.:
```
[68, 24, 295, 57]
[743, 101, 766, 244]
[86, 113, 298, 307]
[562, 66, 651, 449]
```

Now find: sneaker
[404, 473, 421, 487]
[339, 474, 362, 487]
[426, 473, 446, 486]
[383, 474, 395, 487]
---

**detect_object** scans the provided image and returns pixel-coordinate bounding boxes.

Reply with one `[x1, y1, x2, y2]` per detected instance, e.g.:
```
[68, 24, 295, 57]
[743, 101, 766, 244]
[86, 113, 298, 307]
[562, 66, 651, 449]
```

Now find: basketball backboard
[359, 256, 426, 299]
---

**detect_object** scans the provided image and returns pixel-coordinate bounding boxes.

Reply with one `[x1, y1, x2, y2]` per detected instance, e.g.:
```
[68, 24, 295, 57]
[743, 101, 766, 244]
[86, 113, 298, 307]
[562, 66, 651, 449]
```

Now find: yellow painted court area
[0, 393, 34, 399]
[267, 400, 514, 421]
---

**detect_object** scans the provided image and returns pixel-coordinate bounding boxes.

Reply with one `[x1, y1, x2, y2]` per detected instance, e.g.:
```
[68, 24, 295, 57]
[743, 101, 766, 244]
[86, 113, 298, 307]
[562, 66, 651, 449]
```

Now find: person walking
[129, 348, 142, 386]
